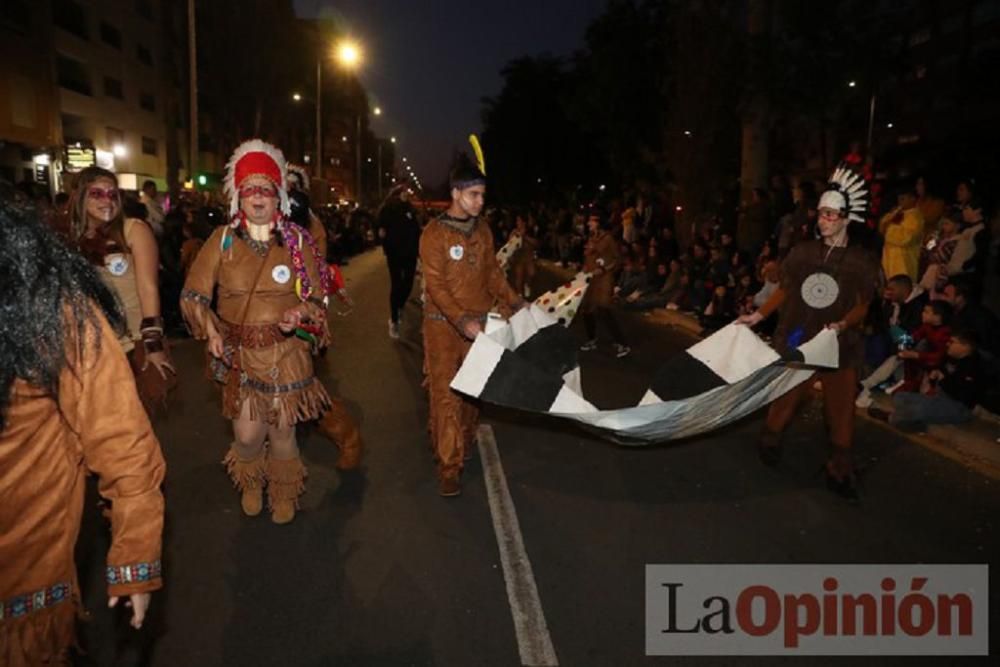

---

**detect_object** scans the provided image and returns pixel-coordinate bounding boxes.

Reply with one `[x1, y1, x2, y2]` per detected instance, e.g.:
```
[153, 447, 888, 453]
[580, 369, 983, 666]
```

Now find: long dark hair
[0, 200, 124, 432]
[69, 166, 127, 251]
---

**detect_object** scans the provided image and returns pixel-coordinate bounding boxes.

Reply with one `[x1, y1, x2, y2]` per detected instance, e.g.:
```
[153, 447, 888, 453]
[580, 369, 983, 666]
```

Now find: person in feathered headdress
[180, 139, 335, 524]
[419, 135, 526, 496]
[738, 164, 881, 500]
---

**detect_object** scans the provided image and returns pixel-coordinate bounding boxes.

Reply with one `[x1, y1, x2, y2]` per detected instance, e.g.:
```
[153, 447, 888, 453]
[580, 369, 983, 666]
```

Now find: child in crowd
[897, 300, 952, 393]
[870, 330, 985, 431]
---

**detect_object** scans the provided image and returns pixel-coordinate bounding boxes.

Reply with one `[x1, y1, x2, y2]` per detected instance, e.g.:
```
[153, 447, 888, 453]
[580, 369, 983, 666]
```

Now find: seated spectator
[614, 257, 648, 303]
[754, 240, 776, 282]
[919, 211, 962, 292]
[870, 330, 985, 431]
[951, 197, 989, 298]
[706, 246, 730, 289]
[732, 268, 758, 316]
[665, 270, 695, 312]
[624, 260, 678, 311]
[658, 226, 679, 262]
[701, 284, 735, 332]
[854, 301, 951, 408]
[939, 277, 1000, 361]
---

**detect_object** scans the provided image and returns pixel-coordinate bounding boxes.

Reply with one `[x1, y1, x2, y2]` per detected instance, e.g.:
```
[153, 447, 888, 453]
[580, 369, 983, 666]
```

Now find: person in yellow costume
[879, 180, 924, 282]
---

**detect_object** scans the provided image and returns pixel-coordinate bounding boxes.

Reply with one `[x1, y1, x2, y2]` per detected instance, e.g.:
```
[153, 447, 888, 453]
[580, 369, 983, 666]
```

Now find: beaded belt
[222, 321, 287, 348]
[0, 582, 71, 620]
[243, 375, 315, 394]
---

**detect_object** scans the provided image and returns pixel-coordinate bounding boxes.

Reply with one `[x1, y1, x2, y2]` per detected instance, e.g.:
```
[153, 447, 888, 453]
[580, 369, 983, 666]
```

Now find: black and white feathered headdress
[818, 164, 868, 223]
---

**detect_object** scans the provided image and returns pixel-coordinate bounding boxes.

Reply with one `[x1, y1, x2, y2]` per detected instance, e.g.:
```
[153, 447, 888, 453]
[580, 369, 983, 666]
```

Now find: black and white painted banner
[451, 307, 839, 443]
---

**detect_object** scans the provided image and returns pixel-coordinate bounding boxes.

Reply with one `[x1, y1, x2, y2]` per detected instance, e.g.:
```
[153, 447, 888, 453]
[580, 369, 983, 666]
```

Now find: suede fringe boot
[317, 401, 364, 471]
[222, 445, 266, 517]
[266, 456, 307, 524]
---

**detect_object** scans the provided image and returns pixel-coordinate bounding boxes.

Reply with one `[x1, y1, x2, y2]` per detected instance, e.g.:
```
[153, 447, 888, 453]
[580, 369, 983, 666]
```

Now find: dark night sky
[293, 0, 607, 188]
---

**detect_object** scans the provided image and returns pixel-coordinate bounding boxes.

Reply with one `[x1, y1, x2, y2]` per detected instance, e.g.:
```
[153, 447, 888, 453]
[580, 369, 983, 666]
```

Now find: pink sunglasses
[87, 187, 120, 201]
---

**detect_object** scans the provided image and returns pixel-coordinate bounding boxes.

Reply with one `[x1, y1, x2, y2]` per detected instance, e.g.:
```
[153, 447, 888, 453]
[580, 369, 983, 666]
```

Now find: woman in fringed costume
[70, 166, 177, 416]
[180, 140, 332, 524]
[0, 201, 165, 666]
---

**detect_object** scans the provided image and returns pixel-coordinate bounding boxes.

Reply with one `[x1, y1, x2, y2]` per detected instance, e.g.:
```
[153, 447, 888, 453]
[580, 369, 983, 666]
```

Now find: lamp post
[335, 40, 363, 203]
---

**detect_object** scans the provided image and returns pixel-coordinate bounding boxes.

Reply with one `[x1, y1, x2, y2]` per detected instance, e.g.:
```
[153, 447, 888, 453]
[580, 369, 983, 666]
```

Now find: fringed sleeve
[180, 227, 224, 338]
[63, 310, 166, 598]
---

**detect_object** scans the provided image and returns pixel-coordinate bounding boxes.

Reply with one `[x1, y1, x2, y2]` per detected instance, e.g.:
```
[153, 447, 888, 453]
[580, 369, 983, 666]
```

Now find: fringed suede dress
[180, 223, 331, 427]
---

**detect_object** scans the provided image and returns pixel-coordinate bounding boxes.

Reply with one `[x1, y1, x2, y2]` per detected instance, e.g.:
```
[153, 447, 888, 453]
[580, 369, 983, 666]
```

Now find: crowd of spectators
[488, 168, 999, 427]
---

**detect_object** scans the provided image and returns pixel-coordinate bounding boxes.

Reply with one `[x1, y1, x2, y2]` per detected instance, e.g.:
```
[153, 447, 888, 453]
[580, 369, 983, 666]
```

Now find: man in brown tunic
[580, 213, 630, 357]
[739, 166, 879, 499]
[1, 204, 165, 665]
[420, 150, 524, 496]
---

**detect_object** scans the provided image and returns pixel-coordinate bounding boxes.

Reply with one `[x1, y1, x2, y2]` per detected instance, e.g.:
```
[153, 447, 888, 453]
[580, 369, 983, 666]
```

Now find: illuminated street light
[112, 144, 127, 157]
[373, 106, 382, 116]
[402, 157, 407, 162]
[848, 80, 857, 88]
[336, 41, 361, 69]
[342, 136, 348, 142]
[292, 92, 302, 102]
[390, 136, 396, 143]
[886, 122, 894, 128]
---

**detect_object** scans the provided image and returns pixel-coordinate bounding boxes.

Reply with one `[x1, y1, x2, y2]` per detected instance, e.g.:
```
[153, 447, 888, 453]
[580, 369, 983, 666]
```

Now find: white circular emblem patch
[449, 244, 464, 261]
[272, 264, 292, 284]
[105, 253, 129, 276]
[801, 272, 839, 309]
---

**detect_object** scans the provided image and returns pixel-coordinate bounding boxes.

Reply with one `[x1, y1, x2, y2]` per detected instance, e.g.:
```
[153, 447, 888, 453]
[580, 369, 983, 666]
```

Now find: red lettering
[822, 578, 838, 635]
[899, 577, 934, 636]
[736, 585, 781, 637]
[842, 594, 878, 636]
[937, 594, 973, 636]
[783, 593, 820, 648]
[881, 577, 897, 635]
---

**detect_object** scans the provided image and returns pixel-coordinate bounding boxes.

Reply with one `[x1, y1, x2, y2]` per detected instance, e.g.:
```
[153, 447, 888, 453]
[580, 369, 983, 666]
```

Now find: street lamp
[373, 106, 382, 116]
[292, 92, 302, 102]
[390, 136, 396, 143]
[335, 39, 364, 203]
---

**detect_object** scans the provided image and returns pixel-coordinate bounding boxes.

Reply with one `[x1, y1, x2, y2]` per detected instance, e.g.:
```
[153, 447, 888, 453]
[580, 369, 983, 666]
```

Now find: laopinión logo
[645, 565, 988, 656]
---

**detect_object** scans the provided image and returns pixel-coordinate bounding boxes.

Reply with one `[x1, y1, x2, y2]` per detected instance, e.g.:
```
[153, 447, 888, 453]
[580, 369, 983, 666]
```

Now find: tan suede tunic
[0, 310, 165, 666]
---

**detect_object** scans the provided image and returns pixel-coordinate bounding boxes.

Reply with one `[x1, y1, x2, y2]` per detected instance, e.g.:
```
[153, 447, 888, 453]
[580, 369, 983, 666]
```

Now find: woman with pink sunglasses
[70, 166, 176, 414]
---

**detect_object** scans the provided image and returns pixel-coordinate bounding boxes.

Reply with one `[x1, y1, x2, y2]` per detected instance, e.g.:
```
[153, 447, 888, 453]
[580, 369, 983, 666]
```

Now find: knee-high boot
[317, 399, 364, 470]
[265, 455, 307, 524]
[222, 444, 266, 516]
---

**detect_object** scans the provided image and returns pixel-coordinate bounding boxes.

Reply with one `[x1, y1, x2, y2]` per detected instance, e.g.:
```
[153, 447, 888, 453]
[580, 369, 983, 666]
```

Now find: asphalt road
[74, 249, 1000, 666]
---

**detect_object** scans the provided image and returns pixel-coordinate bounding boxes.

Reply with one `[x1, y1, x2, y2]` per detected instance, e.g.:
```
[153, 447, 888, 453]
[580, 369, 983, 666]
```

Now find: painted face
[817, 207, 848, 240]
[239, 175, 279, 226]
[84, 176, 120, 224]
[453, 184, 485, 217]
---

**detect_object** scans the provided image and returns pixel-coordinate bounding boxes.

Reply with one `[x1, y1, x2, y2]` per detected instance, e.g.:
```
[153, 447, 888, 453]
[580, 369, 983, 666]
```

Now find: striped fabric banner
[452, 308, 838, 443]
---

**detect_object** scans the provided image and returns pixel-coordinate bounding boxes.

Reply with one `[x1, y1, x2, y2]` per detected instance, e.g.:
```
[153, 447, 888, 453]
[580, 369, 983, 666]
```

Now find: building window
[135, 0, 154, 20]
[52, 0, 88, 40]
[136, 44, 153, 66]
[1, 1, 32, 35]
[142, 136, 158, 156]
[56, 54, 92, 96]
[100, 21, 121, 49]
[139, 92, 156, 112]
[103, 76, 124, 99]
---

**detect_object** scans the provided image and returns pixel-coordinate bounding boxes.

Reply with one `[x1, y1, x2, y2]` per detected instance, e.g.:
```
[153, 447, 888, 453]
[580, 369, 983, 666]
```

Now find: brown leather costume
[581, 230, 620, 311]
[1, 312, 165, 666]
[757, 239, 880, 458]
[420, 214, 521, 479]
[181, 224, 331, 426]
[507, 232, 538, 296]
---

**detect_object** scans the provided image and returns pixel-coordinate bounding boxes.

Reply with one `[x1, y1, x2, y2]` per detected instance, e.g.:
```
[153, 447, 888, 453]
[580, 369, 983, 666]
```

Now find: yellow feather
[469, 134, 486, 176]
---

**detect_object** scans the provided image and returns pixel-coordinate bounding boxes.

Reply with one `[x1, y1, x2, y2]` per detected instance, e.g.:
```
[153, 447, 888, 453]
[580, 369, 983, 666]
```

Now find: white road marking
[478, 424, 559, 666]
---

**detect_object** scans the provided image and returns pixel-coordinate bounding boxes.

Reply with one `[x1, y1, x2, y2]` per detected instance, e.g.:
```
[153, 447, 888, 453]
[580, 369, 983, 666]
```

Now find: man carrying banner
[420, 137, 524, 496]
[739, 166, 880, 499]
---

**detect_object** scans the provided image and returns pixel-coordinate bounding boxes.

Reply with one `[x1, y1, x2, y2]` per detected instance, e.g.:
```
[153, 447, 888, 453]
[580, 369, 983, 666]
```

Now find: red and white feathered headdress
[286, 163, 310, 193]
[224, 139, 291, 218]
